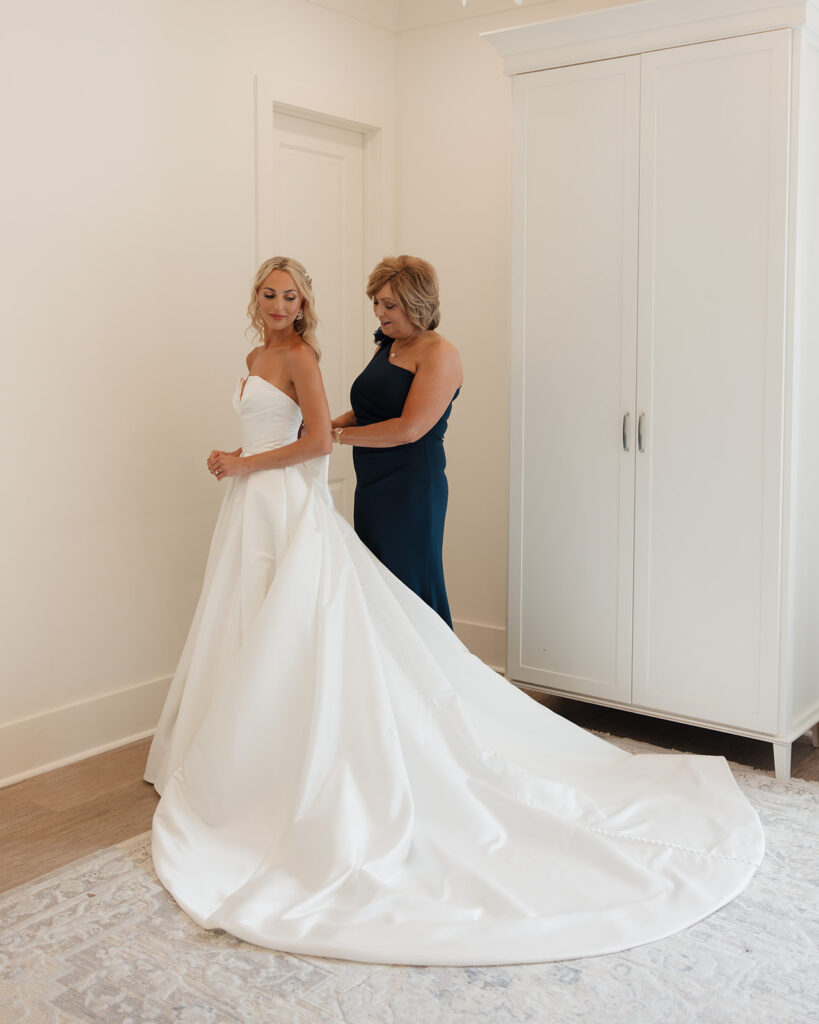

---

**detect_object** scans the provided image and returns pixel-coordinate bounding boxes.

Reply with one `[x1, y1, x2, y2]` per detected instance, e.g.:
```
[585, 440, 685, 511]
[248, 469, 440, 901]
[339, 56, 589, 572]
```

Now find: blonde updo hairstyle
[246, 256, 320, 360]
[366, 255, 440, 333]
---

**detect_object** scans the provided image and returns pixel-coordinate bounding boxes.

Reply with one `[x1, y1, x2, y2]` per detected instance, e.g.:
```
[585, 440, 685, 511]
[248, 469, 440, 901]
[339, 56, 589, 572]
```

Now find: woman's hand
[207, 448, 243, 480]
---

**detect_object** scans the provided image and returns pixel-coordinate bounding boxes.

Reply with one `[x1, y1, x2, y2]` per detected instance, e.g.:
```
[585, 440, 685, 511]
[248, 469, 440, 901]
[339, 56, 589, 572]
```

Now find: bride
[145, 257, 763, 967]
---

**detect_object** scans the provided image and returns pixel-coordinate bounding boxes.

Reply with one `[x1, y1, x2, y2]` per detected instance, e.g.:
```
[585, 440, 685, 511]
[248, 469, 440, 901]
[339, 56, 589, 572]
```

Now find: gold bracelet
[334, 426, 344, 445]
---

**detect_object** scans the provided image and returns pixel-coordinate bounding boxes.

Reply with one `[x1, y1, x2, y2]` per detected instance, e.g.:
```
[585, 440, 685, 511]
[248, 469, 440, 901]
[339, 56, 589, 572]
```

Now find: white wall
[0, 0, 396, 784]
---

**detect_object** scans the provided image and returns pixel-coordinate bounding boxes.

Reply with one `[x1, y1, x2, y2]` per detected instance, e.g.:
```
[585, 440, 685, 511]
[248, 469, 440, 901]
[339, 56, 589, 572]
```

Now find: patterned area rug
[1, 738, 817, 1024]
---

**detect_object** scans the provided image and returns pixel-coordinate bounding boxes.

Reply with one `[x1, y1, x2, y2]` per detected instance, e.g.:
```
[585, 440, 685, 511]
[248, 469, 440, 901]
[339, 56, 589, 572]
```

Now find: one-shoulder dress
[350, 335, 458, 627]
[144, 371, 764, 967]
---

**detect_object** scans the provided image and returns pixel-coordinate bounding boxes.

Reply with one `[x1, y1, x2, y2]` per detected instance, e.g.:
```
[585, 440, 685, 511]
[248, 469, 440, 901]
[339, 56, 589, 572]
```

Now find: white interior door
[633, 31, 790, 730]
[267, 110, 368, 523]
[509, 56, 640, 702]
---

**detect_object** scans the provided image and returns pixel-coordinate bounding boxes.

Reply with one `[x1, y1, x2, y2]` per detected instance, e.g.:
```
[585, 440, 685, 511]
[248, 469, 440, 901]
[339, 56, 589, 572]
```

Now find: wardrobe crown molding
[483, 0, 819, 74]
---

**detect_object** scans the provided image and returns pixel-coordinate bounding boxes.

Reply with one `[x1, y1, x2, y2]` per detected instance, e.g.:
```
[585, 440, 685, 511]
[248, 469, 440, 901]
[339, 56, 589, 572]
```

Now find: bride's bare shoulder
[285, 337, 321, 373]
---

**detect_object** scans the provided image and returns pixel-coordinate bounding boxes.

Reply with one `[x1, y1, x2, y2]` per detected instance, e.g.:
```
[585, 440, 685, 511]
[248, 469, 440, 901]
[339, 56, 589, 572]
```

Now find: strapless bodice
[234, 375, 302, 456]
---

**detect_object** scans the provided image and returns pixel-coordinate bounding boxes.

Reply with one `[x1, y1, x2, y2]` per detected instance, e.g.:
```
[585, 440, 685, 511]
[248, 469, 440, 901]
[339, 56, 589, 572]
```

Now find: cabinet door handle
[638, 412, 646, 452]
[622, 412, 630, 451]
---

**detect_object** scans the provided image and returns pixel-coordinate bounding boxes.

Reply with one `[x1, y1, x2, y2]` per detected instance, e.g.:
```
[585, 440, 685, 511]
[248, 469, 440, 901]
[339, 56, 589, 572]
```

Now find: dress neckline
[239, 374, 301, 410]
[384, 341, 415, 377]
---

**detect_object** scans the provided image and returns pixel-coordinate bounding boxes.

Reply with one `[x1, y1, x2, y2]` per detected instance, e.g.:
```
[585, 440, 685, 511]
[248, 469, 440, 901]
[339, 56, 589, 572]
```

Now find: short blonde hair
[246, 257, 320, 360]
[366, 255, 440, 332]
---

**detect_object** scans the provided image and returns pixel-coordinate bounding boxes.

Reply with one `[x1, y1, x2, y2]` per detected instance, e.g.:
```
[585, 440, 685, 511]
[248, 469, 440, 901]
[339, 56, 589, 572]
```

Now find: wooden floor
[1, 697, 816, 896]
[0, 739, 159, 895]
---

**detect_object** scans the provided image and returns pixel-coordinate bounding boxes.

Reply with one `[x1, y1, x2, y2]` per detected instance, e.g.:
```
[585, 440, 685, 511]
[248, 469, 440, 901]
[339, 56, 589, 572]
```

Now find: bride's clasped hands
[206, 447, 241, 479]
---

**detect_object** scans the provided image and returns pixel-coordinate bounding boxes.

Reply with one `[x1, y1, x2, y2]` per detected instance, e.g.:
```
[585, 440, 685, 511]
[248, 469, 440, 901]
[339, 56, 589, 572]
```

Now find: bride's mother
[331, 256, 462, 627]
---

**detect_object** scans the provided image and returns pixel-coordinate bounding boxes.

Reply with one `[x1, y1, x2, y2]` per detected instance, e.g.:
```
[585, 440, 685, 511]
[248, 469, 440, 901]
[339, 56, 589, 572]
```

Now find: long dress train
[145, 374, 764, 966]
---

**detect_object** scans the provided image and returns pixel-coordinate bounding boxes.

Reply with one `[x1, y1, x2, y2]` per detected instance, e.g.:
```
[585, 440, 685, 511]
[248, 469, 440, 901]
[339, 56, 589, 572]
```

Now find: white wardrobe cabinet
[487, 0, 819, 779]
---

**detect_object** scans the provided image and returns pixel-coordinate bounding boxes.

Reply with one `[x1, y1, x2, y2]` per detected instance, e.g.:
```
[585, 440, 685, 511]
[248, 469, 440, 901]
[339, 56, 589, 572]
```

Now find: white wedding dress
[145, 374, 764, 966]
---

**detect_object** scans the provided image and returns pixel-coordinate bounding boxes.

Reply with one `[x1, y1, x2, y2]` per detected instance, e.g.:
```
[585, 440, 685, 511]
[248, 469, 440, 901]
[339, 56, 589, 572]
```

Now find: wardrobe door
[509, 57, 639, 701]
[633, 31, 790, 730]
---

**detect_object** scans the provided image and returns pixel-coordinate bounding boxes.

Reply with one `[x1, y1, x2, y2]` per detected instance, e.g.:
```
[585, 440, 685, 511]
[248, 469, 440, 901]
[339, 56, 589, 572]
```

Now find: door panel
[270, 111, 366, 523]
[509, 57, 640, 701]
[633, 31, 789, 730]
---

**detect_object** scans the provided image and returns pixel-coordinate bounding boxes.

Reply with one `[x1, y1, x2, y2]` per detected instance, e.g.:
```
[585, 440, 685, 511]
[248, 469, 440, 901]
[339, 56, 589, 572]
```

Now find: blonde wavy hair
[246, 257, 320, 360]
[366, 255, 440, 333]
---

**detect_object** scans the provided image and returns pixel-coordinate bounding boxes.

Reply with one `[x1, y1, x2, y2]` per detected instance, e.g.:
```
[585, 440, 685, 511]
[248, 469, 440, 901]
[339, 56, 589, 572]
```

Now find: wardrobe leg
[772, 741, 791, 781]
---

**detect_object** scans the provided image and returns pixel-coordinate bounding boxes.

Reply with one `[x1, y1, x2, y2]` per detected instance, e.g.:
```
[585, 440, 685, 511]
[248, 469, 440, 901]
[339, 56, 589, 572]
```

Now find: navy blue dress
[350, 334, 459, 628]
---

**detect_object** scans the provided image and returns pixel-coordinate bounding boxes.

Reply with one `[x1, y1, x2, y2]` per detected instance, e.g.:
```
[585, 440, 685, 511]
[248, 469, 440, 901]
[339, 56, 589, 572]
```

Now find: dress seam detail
[585, 826, 758, 865]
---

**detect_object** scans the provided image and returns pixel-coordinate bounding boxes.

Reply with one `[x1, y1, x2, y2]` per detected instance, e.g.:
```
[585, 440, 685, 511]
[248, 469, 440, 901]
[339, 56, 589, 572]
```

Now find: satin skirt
[146, 454, 764, 966]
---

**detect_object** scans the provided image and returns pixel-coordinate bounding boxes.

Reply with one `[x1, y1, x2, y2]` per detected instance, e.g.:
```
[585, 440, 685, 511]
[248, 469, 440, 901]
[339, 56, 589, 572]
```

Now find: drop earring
[295, 310, 304, 324]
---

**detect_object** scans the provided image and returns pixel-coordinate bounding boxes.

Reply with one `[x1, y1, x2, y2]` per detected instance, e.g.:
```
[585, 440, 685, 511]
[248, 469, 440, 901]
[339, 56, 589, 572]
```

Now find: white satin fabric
[145, 375, 764, 966]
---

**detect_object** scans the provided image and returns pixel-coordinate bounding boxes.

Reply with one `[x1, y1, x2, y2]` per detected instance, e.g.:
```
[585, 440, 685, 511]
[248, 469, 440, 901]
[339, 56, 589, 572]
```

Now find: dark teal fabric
[350, 334, 458, 628]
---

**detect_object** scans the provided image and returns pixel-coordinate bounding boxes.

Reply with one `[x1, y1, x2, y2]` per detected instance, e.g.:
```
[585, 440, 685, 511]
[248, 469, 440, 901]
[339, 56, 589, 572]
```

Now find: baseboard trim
[452, 618, 507, 673]
[0, 675, 172, 789]
[1, 622, 507, 788]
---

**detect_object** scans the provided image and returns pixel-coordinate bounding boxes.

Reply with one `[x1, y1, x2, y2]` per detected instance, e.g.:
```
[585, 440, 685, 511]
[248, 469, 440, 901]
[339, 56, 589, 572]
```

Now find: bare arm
[210, 346, 332, 478]
[336, 343, 462, 448]
[331, 409, 357, 430]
